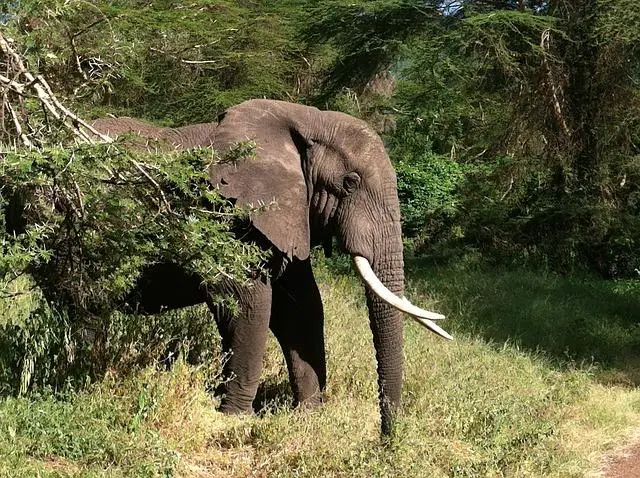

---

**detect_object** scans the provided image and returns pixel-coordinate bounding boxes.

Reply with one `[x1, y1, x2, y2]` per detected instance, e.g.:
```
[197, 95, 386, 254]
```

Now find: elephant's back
[90, 117, 167, 139]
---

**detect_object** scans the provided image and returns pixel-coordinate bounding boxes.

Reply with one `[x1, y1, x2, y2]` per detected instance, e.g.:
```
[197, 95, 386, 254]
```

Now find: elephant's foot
[290, 362, 325, 410]
[217, 383, 257, 415]
[218, 398, 254, 415]
[286, 348, 326, 411]
[295, 390, 324, 410]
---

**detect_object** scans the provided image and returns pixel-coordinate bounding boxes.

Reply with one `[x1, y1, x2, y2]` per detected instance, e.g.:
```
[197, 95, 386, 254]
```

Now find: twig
[70, 17, 108, 40]
[131, 159, 171, 211]
[0, 35, 68, 130]
[67, 27, 89, 81]
[6, 101, 33, 148]
[500, 176, 514, 201]
[0, 74, 27, 94]
[148, 47, 219, 66]
[0, 32, 113, 145]
[73, 179, 85, 216]
[180, 59, 219, 65]
[541, 29, 571, 137]
[36, 74, 113, 142]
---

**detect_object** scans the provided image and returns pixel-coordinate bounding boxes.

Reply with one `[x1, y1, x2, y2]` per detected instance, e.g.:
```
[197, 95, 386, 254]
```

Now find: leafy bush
[394, 153, 464, 240]
[0, 4, 273, 395]
[0, 142, 267, 393]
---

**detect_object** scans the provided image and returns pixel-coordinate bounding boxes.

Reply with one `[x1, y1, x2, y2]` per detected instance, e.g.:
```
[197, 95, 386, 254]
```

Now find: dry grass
[2, 262, 640, 476]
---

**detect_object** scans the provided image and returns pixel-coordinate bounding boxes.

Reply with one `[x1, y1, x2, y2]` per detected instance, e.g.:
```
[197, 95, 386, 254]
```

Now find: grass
[405, 255, 640, 379]
[1, 257, 640, 476]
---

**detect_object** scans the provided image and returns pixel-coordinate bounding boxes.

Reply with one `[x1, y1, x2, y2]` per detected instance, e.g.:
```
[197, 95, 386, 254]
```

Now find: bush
[395, 153, 465, 240]
[0, 142, 266, 393]
[0, 6, 270, 395]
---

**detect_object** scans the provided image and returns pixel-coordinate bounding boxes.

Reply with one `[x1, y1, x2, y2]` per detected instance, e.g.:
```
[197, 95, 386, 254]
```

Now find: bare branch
[0, 32, 113, 145]
[541, 29, 571, 137]
[6, 101, 33, 148]
[180, 59, 219, 65]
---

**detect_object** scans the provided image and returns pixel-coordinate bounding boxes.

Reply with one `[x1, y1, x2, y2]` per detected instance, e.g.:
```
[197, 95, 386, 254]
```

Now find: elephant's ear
[210, 100, 315, 261]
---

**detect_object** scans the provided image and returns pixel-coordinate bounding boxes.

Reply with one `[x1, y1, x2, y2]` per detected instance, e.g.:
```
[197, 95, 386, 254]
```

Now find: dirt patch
[599, 441, 640, 477]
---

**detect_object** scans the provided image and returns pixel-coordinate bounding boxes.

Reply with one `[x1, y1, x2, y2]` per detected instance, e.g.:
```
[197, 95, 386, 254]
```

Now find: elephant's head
[211, 99, 451, 435]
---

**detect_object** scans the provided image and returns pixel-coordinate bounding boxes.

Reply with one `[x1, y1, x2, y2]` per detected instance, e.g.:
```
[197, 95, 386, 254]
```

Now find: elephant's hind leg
[209, 280, 272, 414]
[270, 259, 326, 408]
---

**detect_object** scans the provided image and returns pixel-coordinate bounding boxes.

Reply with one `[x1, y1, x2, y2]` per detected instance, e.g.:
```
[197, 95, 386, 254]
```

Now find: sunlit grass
[1, 260, 640, 476]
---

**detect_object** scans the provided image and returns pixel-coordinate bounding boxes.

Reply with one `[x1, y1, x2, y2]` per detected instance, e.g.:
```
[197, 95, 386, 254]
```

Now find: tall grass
[1, 259, 640, 476]
[405, 254, 640, 377]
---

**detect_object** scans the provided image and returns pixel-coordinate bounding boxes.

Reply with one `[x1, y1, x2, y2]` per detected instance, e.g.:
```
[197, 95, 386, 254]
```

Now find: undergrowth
[1, 260, 640, 476]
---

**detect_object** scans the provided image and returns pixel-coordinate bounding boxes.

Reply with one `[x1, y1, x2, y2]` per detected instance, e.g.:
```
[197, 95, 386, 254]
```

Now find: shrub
[395, 153, 465, 240]
[0, 142, 267, 393]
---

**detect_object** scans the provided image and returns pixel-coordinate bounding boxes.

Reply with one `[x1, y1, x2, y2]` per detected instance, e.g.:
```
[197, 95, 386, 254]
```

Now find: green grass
[2, 258, 640, 476]
[405, 255, 640, 379]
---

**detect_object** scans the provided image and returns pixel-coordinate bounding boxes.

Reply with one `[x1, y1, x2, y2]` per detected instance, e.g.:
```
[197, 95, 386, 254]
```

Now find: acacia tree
[7, 0, 312, 124]
[304, 0, 640, 275]
[0, 18, 265, 393]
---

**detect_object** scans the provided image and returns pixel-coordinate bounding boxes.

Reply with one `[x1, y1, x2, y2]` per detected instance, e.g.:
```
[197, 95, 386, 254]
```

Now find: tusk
[352, 256, 444, 320]
[352, 256, 453, 340]
[401, 296, 453, 340]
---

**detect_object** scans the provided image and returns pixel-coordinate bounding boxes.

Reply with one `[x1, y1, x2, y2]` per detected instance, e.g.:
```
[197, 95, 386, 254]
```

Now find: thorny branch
[0, 32, 113, 147]
[131, 160, 172, 212]
[0, 33, 174, 215]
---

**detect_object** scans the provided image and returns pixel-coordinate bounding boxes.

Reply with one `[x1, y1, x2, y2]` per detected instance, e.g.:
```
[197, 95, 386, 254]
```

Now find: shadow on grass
[253, 377, 292, 415]
[405, 256, 640, 384]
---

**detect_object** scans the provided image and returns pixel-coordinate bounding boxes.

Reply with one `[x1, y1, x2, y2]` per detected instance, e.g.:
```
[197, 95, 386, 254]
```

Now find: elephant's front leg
[270, 258, 326, 408]
[209, 280, 272, 414]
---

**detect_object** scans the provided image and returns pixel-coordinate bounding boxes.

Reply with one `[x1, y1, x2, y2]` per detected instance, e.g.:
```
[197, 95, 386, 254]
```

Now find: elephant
[89, 116, 216, 150]
[91, 99, 451, 436]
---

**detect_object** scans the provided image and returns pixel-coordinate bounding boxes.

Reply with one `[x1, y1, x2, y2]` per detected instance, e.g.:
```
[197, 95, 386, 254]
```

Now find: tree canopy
[306, 0, 640, 275]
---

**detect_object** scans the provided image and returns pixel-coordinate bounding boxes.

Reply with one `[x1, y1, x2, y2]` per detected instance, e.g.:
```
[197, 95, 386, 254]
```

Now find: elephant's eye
[343, 172, 361, 194]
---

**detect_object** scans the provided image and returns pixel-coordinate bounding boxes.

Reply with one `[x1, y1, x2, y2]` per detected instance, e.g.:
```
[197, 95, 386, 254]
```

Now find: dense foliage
[0, 141, 268, 392]
[307, 0, 640, 276]
[1, 2, 639, 473]
[0, 6, 267, 392]
[9, 0, 311, 124]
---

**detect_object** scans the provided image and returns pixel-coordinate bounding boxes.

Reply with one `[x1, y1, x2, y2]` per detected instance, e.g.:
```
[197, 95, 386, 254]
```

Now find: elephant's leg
[270, 259, 326, 408]
[209, 280, 272, 414]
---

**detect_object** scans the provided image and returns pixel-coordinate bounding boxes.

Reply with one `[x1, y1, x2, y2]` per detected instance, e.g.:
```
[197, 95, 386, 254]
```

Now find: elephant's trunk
[355, 213, 451, 435]
[365, 225, 405, 436]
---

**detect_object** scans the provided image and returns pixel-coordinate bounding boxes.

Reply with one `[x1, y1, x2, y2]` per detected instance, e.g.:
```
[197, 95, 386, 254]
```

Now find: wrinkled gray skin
[92, 100, 406, 436]
[89, 116, 217, 150]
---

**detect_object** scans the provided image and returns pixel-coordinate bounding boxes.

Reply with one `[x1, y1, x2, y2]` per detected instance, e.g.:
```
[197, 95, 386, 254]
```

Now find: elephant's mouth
[352, 255, 452, 340]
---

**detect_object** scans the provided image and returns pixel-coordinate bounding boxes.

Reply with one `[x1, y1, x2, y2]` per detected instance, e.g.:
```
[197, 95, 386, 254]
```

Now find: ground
[2, 259, 640, 476]
[599, 440, 640, 477]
